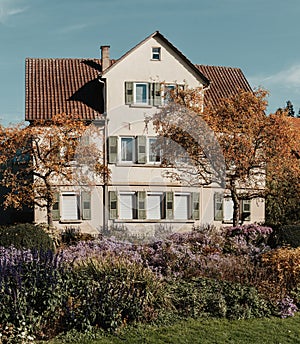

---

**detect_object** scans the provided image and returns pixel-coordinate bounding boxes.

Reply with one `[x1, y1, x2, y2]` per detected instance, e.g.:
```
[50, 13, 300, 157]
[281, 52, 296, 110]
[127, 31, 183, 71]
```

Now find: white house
[25, 31, 265, 236]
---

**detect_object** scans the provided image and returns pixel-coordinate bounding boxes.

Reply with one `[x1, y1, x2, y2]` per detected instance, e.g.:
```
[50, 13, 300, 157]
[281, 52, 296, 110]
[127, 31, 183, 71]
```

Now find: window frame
[119, 136, 136, 163]
[134, 82, 149, 105]
[147, 137, 161, 164]
[152, 47, 161, 60]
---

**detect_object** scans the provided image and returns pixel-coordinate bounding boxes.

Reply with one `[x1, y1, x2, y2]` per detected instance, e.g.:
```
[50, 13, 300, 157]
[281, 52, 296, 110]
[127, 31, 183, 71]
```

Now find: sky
[1, 0, 300, 125]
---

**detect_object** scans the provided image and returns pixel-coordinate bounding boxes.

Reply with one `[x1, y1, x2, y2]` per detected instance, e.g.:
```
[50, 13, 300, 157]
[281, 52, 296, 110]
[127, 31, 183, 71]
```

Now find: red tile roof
[196, 65, 252, 108]
[25, 58, 252, 121]
[25, 58, 103, 121]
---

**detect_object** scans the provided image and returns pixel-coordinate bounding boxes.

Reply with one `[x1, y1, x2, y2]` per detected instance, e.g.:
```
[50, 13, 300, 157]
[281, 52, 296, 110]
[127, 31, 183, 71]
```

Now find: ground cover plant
[0, 223, 300, 342]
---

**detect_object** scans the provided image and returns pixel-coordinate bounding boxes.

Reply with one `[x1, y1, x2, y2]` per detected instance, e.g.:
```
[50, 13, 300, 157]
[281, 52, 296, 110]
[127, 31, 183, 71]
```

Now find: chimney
[100, 45, 110, 72]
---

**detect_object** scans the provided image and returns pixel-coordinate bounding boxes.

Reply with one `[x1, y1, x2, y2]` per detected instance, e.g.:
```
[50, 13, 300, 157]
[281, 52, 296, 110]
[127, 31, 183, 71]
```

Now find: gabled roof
[102, 31, 210, 86]
[196, 65, 252, 108]
[25, 33, 253, 121]
[25, 58, 103, 121]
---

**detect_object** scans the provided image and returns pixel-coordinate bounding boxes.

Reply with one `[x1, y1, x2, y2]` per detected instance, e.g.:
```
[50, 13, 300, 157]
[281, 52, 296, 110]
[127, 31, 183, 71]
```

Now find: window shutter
[108, 136, 118, 164]
[241, 200, 251, 221]
[125, 82, 134, 104]
[192, 192, 200, 220]
[52, 192, 60, 221]
[153, 83, 161, 106]
[137, 191, 146, 219]
[214, 193, 223, 221]
[109, 191, 118, 219]
[81, 191, 91, 220]
[137, 136, 146, 164]
[166, 191, 174, 219]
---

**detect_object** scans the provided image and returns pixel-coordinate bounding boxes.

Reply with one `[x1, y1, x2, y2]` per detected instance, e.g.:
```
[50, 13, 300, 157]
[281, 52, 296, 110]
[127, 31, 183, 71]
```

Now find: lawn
[48, 315, 300, 344]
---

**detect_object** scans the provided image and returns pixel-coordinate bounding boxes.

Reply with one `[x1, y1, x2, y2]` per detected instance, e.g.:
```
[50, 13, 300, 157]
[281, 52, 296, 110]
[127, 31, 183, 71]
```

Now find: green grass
[47, 315, 300, 344]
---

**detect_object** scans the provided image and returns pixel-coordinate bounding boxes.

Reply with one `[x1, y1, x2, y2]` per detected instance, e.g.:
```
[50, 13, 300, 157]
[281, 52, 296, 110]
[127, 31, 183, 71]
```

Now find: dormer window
[152, 47, 161, 60]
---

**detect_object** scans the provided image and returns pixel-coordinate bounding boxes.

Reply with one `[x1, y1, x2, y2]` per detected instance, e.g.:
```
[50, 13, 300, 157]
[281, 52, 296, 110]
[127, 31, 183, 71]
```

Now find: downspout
[97, 75, 109, 230]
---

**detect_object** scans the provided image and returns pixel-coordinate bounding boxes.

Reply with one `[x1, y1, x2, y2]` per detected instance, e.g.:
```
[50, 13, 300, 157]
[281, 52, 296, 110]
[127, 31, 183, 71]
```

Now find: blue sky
[1, 0, 300, 125]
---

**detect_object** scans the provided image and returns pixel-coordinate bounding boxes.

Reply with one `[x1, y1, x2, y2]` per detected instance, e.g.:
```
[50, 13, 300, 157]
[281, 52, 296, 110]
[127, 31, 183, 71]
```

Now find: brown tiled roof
[25, 58, 103, 121]
[25, 57, 252, 121]
[196, 65, 252, 108]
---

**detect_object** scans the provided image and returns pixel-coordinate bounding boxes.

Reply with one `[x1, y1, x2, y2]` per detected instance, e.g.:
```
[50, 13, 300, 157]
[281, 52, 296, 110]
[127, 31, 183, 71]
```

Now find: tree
[285, 100, 295, 117]
[151, 88, 300, 226]
[0, 114, 108, 227]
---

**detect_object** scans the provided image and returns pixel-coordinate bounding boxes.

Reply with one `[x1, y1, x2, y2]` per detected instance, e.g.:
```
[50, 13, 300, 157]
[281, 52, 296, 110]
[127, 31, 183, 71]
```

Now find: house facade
[25, 31, 265, 236]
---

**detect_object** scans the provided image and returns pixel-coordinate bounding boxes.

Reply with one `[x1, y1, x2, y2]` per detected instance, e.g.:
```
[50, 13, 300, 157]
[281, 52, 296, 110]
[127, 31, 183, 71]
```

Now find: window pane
[121, 137, 134, 162]
[148, 138, 161, 162]
[135, 83, 148, 104]
[152, 47, 161, 60]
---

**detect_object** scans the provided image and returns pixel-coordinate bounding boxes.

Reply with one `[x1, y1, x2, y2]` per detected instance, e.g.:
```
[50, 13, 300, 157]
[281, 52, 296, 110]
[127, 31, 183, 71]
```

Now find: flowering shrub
[224, 224, 273, 256]
[277, 296, 298, 318]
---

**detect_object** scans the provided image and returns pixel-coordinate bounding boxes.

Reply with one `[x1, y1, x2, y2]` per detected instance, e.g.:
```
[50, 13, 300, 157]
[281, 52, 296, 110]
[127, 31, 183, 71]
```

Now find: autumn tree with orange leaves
[0, 114, 108, 227]
[151, 88, 300, 226]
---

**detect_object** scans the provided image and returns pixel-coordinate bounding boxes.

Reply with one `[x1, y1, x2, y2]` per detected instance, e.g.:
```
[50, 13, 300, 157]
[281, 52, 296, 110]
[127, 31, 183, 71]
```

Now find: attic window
[152, 47, 161, 60]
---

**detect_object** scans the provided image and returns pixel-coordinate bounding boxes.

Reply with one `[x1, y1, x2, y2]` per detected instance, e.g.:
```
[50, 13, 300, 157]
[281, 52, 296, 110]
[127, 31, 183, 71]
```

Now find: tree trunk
[230, 178, 240, 227]
[47, 203, 53, 228]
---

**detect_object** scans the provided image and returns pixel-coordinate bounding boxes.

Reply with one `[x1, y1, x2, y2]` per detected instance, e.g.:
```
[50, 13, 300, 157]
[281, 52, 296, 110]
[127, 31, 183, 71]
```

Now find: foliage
[0, 246, 164, 341]
[224, 224, 272, 256]
[0, 114, 109, 226]
[268, 225, 300, 248]
[167, 277, 272, 320]
[151, 88, 300, 226]
[0, 223, 54, 251]
[0, 248, 69, 342]
[63, 256, 164, 332]
[261, 247, 300, 299]
[2, 224, 300, 341]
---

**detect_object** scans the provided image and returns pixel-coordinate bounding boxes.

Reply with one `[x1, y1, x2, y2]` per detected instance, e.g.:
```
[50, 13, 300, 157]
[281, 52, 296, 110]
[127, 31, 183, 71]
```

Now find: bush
[62, 256, 165, 332]
[0, 248, 70, 342]
[167, 277, 272, 320]
[0, 223, 54, 251]
[261, 247, 300, 298]
[268, 225, 300, 248]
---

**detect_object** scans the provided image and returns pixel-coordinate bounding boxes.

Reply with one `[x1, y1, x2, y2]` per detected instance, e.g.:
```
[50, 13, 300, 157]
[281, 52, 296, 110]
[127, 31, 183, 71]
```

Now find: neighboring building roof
[196, 65, 252, 108]
[25, 58, 103, 121]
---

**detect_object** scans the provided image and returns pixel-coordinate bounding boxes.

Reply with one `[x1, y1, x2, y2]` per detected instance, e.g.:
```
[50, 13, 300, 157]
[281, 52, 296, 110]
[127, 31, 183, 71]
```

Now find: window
[121, 137, 135, 163]
[108, 136, 161, 165]
[148, 137, 161, 163]
[61, 193, 79, 221]
[152, 47, 161, 60]
[147, 192, 163, 219]
[214, 193, 223, 221]
[174, 193, 189, 220]
[241, 200, 251, 221]
[163, 84, 176, 104]
[214, 194, 251, 223]
[135, 83, 148, 104]
[125, 82, 161, 106]
[108, 191, 199, 221]
[119, 192, 135, 220]
[52, 191, 91, 221]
